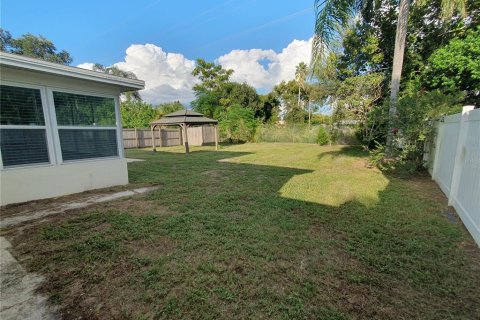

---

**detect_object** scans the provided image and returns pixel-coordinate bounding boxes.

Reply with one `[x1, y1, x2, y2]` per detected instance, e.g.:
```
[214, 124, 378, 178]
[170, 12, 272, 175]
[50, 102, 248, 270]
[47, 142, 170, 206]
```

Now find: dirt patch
[352, 160, 367, 169]
[201, 169, 224, 178]
[407, 175, 448, 203]
[92, 198, 171, 217]
[0, 184, 151, 220]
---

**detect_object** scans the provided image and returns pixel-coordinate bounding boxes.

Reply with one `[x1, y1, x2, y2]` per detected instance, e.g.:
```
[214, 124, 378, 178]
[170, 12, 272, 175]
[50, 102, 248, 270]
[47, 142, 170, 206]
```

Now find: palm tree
[311, 0, 466, 154]
[295, 62, 310, 125]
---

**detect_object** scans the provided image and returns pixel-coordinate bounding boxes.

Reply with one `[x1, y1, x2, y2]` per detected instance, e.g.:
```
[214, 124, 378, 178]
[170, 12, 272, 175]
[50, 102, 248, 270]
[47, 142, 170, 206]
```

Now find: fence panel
[433, 114, 461, 195]
[124, 126, 214, 148]
[427, 106, 480, 246]
[202, 125, 216, 144]
[161, 129, 181, 146]
[187, 126, 203, 146]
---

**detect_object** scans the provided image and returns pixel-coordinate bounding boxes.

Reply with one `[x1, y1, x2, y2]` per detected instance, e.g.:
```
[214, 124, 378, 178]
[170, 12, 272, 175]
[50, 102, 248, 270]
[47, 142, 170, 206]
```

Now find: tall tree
[311, 0, 468, 153]
[385, 0, 410, 152]
[192, 59, 233, 94]
[0, 29, 73, 65]
[295, 62, 310, 125]
[274, 80, 307, 124]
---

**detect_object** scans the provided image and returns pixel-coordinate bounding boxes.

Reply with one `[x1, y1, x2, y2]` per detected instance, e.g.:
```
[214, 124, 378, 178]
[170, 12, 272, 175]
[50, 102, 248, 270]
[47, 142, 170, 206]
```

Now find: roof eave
[0, 52, 145, 92]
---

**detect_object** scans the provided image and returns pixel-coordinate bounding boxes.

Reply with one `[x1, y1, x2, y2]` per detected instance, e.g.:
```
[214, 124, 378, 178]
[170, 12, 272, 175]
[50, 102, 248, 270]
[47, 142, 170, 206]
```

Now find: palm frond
[310, 0, 363, 77]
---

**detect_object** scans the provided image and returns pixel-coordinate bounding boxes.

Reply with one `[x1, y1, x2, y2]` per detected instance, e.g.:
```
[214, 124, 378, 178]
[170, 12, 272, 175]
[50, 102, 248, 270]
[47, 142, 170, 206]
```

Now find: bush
[218, 105, 257, 143]
[394, 90, 463, 164]
[368, 143, 420, 176]
[317, 126, 331, 145]
[368, 90, 463, 173]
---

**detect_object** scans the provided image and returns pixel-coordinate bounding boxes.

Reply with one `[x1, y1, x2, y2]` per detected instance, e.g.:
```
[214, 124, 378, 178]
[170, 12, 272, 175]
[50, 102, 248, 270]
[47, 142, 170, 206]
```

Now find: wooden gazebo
[150, 110, 218, 154]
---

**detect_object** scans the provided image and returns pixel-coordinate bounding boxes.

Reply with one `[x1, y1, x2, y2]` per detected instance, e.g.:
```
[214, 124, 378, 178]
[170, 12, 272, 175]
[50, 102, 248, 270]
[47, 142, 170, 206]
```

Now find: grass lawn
[4, 143, 480, 319]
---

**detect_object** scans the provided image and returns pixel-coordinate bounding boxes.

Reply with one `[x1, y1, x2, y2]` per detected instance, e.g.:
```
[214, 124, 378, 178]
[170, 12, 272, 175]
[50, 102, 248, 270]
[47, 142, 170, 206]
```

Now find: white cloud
[217, 38, 312, 92]
[77, 38, 312, 105]
[114, 44, 198, 105]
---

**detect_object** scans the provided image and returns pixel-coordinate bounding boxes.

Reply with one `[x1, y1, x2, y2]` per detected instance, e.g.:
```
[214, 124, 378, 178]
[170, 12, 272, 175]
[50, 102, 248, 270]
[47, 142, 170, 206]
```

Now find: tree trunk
[308, 103, 311, 129]
[386, 0, 410, 156]
[297, 86, 301, 110]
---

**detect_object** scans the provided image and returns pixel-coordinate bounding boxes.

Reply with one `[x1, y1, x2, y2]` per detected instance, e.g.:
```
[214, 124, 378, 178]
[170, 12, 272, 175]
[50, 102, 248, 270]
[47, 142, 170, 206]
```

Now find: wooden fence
[123, 125, 216, 149]
[425, 106, 480, 246]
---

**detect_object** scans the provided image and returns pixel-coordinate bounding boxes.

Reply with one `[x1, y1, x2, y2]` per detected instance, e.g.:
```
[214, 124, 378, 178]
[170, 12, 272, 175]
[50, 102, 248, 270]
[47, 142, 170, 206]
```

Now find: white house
[0, 52, 145, 206]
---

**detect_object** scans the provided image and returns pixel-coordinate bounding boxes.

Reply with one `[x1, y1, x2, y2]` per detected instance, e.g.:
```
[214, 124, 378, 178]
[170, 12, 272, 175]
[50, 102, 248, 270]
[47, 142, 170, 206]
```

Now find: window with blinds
[0, 85, 50, 167]
[53, 91, 118, 161]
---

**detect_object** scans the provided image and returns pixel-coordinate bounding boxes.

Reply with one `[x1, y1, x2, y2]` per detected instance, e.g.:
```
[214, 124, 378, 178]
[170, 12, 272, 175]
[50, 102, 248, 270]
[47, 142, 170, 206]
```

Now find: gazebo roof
[151, 109, 218, 126]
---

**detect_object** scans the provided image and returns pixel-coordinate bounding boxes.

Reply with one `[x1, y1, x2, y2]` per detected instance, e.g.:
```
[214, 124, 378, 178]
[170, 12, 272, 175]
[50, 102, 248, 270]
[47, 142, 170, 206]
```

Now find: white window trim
[0, 82, 125, 170]
[46, 87, 122, 164]
[56, 126, 118, 130]
[0, 81, 56, 169]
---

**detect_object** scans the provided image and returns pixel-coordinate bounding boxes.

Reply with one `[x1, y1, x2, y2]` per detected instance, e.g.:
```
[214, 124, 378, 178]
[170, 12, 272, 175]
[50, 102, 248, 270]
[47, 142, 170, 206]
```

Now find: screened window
[0, 85, 50, 167]
[58, 129, 118, 161]
[53, 91, 118, 161]
[53, 92, 116, 126]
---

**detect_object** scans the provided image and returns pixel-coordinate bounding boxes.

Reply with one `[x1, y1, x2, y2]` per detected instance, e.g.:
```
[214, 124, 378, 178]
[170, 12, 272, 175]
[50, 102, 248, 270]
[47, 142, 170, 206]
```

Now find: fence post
[431, 121, 442, 181]
[214, 124, 219, 150]
[448, 105, 475, 206]
[135, 128, 139, 148]
[151, 126, 156, 152]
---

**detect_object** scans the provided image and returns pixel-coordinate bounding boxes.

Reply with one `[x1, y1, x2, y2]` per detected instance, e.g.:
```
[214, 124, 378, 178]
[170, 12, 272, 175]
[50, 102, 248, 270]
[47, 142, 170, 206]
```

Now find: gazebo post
[214, 124, 219, 150]
[151, 125, 156, 152]
[150, 110, 217, 155]
[182, 124, 190, 154]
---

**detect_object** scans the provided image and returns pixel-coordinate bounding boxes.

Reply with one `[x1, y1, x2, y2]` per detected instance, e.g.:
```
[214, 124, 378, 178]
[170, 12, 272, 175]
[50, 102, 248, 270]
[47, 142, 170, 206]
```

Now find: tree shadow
[317, 145, 368, 160]
[6, 146, 480, 320]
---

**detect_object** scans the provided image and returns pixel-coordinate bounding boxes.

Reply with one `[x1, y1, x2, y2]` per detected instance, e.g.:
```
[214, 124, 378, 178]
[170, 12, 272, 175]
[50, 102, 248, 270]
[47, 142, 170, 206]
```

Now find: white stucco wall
[0, 65, 131, 206]
[0, 159, 129, 206]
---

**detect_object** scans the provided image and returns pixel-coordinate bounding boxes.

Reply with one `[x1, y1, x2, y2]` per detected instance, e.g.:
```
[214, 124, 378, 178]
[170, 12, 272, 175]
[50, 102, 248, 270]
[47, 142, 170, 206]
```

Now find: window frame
[0, 83, 125, 170]
[46, 87, 123, 164]
[0, 81, 56, 170]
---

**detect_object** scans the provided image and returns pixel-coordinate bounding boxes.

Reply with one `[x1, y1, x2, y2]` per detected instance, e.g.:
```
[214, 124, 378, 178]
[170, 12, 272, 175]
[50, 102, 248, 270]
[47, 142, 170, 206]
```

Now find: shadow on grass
[5, 146, 480, 320]
[317, 145, 368, 160]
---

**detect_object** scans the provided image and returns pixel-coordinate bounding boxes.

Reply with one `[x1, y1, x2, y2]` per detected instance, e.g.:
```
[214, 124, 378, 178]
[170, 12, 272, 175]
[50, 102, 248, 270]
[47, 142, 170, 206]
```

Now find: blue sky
[1, 0, 315, 103]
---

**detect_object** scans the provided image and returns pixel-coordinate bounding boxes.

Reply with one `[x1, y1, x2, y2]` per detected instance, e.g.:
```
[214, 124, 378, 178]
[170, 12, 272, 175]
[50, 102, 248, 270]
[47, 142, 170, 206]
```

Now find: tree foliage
[218, 105, 258, 143]
[120, 97, 156, 128]
[0, 29, 72, 65]
[155, 101, 184, 118]
[273, 80, 308, 124]
[93, 64, 142, 100]
[420, 26, 480, 105]
[192, 59, 233, 93]
[191, 59, 278, 140]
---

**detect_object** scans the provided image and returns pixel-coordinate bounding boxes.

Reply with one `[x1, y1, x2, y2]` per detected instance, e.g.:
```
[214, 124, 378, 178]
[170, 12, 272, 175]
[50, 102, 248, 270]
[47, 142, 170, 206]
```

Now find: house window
[0, 85, 50, 167]
[53, 92, 118, 161]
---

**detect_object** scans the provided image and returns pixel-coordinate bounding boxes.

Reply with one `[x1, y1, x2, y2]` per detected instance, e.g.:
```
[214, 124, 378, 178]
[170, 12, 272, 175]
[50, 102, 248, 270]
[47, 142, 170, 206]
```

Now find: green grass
[5, 143, 480, 319]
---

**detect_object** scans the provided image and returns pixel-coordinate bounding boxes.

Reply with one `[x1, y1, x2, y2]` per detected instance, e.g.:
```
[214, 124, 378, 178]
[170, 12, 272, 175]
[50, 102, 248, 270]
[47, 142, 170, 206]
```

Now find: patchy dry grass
[3, 143, 480, 319]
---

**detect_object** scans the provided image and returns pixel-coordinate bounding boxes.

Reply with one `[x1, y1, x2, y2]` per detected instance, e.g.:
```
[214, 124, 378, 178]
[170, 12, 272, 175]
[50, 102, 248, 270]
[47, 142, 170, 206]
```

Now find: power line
[192, 6, 314, 52]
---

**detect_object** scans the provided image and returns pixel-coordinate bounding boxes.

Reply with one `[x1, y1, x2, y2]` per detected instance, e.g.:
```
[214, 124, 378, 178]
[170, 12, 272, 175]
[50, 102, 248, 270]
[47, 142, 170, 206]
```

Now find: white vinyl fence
[425, 106, 480, 245]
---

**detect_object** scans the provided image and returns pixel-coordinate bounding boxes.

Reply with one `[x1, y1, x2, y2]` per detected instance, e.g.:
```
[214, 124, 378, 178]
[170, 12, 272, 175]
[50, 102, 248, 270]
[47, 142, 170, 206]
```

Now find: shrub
[317, 126, 331, 145]
[394, 90, 463, 163]
[368, 90, 463, 173]
[218, 105, 257, 143]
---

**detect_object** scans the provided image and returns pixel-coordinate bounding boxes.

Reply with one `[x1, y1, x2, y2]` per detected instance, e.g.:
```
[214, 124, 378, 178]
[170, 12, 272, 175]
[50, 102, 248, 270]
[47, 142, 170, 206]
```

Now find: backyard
[3, 143, 480, 319]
